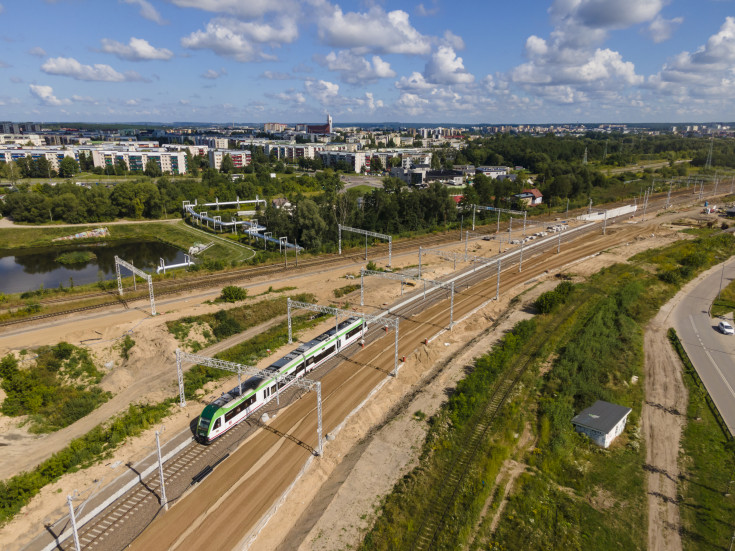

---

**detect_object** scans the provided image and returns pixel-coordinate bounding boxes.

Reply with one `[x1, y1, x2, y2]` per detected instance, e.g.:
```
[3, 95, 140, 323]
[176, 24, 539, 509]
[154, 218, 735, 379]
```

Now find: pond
[0, 241, 187, 295]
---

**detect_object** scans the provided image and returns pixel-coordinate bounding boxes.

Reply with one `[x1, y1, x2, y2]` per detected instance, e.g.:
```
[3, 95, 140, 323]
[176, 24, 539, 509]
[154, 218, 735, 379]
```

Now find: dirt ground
[0, 207, 702, 550]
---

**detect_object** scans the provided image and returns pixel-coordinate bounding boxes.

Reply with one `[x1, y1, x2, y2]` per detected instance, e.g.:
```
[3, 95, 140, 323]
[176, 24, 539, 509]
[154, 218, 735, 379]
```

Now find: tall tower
[327, 114, 333, 133]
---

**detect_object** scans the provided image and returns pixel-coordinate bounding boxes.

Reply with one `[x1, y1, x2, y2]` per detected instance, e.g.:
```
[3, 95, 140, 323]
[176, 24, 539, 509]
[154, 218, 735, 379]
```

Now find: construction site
[0, 181, 732, 551]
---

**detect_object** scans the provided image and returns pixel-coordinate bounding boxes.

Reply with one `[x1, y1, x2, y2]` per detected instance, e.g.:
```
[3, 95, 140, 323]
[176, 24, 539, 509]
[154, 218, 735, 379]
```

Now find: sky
[0, 0, 734, 124]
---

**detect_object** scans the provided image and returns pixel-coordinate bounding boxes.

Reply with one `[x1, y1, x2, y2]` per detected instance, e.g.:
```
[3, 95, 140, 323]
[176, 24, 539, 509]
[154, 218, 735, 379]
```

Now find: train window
[296, 361, 305, 374]
[213, 417, 221, 430]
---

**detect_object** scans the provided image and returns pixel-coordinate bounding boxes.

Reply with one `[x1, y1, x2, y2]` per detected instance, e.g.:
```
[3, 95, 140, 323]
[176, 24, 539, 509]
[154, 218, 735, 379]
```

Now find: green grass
[166, 292, 316, 350]
[55, 250, 97, 265]
[711, 272, 735, 318]
[334, 284, 361, 298]
[0, 400, 172, 525]
[0, 343, 111, 434]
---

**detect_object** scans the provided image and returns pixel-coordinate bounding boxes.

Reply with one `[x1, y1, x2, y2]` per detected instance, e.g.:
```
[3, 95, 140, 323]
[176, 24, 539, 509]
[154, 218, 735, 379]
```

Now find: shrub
[220, 286, 248, 302]
[120, 335, 135, 360]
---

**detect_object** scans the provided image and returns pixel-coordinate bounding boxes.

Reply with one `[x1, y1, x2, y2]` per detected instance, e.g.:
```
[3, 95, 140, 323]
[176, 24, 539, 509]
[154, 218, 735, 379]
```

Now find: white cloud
[396, 92, 429, 116]
[424, 46, 474, 84]
[169, 0, 295, 18]
[28, 46, 46, 57]
[500, 0, 654, 110]
[568, 0, 665, 30]
[269, 89, 306, 104]
[415, 1, 438, 17]
[644, 15, 684, 43]
[29, 84, 70, 106]
[395, 71, 433, 91]
[100, 37, 174, 61]
[261, 70, 292, 80]
[442, 30, 465, 51]
[181, 17, 297, 62]
[121, 0, 167, 25]
[317, 4, 431, 55]
[202, 68, 227, 79]
[305, 79, 339, 104]
[321, 51, 395, 84]
[650, 16, 735, 98]
[71, 94, 96, 103]
[41, 56, 145, 82]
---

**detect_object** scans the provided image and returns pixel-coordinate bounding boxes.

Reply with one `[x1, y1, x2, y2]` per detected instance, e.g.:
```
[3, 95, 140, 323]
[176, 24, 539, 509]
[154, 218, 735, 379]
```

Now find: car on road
[718, 320, 734, 335]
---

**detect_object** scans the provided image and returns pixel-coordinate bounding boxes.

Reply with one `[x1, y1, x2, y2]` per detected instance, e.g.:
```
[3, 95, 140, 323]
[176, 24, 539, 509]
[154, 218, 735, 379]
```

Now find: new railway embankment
[3, 190, 729, 550]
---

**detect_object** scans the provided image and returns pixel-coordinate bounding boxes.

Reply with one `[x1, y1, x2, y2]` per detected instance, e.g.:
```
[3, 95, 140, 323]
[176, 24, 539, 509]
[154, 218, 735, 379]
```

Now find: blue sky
[0, 0, 734, 124]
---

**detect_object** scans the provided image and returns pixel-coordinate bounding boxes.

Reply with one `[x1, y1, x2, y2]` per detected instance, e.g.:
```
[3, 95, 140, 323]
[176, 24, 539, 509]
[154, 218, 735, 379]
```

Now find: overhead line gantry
[338, 224, 392, 267]
[286, 299, 402, 377]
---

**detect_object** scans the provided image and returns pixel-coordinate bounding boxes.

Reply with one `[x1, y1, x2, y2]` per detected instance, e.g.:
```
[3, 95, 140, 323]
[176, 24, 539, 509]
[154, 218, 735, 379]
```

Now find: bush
[220, 286, 248, 302]
[534, 281, 575, 313]
[120, 335, 135, 360]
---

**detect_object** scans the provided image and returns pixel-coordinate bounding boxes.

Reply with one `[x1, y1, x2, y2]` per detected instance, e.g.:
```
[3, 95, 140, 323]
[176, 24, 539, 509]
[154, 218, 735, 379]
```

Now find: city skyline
[0, 0, 734, 124]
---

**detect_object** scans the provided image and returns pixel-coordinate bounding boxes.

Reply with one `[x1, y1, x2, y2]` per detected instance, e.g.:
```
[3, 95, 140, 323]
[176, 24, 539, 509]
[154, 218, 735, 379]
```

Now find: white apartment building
[89, 149, 187, 174]
[208, 149, 251, 171]
[318, 150, 369, 173]
[0, 148, 76, 172]
[264, 144, 321, 161]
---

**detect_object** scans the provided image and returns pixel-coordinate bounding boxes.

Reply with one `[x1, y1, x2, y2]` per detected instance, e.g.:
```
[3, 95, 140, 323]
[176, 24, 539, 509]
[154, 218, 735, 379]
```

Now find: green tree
[58, 157, 80, 179]
[294, 199, 327, 250]
[371, 156, 384, 173]
[144, 159, 162, 177]
[220, 154, 235, 174]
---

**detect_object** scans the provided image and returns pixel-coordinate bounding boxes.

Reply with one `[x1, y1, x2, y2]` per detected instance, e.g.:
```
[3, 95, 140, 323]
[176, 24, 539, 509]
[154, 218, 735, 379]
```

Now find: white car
[718, 321, 734, 335]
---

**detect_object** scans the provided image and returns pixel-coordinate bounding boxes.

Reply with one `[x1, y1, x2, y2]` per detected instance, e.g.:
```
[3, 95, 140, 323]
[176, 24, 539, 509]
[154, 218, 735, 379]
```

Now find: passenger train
[195, 316, 366, 443]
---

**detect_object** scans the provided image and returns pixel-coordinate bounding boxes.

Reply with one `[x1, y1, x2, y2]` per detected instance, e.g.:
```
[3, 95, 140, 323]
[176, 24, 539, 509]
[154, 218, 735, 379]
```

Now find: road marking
[689, 314, 735, 403]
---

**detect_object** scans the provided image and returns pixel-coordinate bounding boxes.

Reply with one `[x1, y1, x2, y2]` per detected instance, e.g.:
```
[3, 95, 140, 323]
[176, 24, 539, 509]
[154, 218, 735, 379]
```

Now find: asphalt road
[673, 259, 735, 434]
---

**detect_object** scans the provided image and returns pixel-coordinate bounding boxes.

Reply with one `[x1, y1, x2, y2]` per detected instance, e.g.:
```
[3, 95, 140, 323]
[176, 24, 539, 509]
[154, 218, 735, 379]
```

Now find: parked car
[718, 320, 734, 335]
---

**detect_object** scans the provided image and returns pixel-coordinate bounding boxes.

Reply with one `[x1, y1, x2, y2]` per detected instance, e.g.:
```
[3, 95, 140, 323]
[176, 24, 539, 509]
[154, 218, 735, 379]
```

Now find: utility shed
[571, 400, 632, 448]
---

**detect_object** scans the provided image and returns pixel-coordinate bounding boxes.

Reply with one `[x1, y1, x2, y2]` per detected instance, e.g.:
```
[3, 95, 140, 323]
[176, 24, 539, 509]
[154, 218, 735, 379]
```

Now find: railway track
[41, 211, 653, 551]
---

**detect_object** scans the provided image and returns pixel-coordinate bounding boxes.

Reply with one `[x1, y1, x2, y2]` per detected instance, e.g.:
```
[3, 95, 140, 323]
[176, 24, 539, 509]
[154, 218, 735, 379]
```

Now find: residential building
[208, 149, 251, 171]
[264, 123, 288, 133]
[476, 166, 510, 179]
[317, 150, 368, 173]
[514, 188, 543, 206]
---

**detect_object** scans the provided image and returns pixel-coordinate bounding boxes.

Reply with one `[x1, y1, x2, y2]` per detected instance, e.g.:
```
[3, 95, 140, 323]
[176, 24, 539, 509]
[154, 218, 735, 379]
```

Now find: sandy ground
[0, 206, 704, 550]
